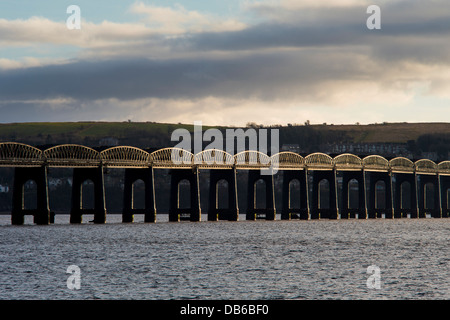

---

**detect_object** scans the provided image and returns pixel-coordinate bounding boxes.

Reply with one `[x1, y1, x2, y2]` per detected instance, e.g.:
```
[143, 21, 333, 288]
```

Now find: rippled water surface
[0, 215, 448, 300]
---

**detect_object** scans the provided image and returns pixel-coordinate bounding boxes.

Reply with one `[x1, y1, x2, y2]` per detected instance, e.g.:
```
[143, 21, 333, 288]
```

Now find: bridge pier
[11, 166, 50, 225]
[440, 175, 450, 218]
[70, 167, 107, 224]
[122, 167, 156, 223]
[392, 172, 417, 219]
[207, 168, 239, 221]
[365, 171, 393, 219]
[339, 170, 367, 219]
[281, 170, 308, 220]
[168, 168, 201, 222]
[309, 169, 338, 219]
[246, 170, 276, 220]
[416, 174, 441, 218]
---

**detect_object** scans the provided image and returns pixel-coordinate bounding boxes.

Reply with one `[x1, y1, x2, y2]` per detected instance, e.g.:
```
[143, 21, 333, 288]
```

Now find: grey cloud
[174, 1, 450, 54]
[0, 48, 382, 103]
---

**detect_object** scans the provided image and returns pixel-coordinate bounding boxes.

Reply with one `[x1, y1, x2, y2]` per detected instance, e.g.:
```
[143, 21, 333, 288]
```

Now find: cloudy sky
[0, 0, 449, 126]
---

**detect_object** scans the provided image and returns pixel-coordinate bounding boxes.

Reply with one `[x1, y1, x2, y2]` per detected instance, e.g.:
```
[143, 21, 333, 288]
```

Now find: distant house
[328, 143, 411, 158]
[99, 137, 119, 147]
[281, 144, 300, 153]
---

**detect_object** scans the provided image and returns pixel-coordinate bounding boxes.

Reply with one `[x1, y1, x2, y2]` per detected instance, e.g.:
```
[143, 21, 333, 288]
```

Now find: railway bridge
[0, 142, 449, 225]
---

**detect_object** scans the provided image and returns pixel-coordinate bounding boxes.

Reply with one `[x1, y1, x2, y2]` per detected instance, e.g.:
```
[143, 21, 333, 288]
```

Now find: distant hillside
[310, 122, 450, 144]
[0, 121, 449, 159]
[0, 121, 200, 149]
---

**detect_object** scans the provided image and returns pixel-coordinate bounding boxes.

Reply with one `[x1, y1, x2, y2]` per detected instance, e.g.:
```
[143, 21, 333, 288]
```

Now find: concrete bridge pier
[11, 166, 50, 225]
[122, 167, 156, 223]
[168, 168, 201, 222]
[339, 170, 366, 219]
[416, 174, 441, 218]
[281, 170, 308, 220]
[440, 175, 450, 218]
[392, 172, 417, 219]
[70, 167, 107, 224]
[207, 168, 239, 221]
[366, 171, 393, 219]
[246, 170, 276, 220]
[309, 170, 338, 219]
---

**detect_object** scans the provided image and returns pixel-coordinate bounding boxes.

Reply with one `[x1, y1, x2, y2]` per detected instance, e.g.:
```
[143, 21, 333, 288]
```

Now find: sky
[0, 0, 449, 126]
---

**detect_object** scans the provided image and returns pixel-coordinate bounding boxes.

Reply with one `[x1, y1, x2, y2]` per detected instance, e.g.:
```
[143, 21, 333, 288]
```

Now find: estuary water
[0, 214, 448, 300]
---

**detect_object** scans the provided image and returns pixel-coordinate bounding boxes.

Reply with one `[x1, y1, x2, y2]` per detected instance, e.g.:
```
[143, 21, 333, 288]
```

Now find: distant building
[281, 144, 300, 153]
[0, 184, 9, 193]
[327, 143, 412, 158]
[99, 137, 119, 147]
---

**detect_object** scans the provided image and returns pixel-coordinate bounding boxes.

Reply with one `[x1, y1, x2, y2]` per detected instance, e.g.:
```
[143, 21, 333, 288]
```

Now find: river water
[0, 214, 448, 300]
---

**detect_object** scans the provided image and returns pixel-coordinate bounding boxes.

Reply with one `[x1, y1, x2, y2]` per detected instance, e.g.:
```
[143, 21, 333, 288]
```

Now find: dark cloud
[1, 0, 450, 124]
[0, 48, 384, 103]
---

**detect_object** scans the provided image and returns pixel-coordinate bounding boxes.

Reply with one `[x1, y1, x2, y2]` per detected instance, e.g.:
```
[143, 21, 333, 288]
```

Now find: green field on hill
[0, 122, 449, 159]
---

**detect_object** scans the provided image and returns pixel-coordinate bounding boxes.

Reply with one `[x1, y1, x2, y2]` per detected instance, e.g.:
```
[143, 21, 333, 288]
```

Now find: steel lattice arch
[0, 142, 449, 173]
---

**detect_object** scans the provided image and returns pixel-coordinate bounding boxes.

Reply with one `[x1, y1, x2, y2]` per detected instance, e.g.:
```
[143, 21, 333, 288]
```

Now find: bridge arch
[363, 155, 389, 172]
[253, 178, 267, 209]
[215, 179, 230, 210]
[150, 147, 193, 168]
[234, 150, 271, 169]
[288, 179, 301, 209]
[305, 153, 333, 170]
[318, 179, 331, 209]
[415, 159, 437, 174]
[22, 179, 38, 211]
[389, 157, 414, 173]
[362, 155, 389, 172]
[270, 152, 304, 170]
[374, 180, 387, 209]
[194, 149, 234, 168]
[101, 146, 150, 168]
[177, 179, 191, 210]
[438, 161, 450, 175]
[0, 142, 43, 167]
[400, 181, 412, 210]
[44, 144, 100, 167]
[333, 153, 362, 171]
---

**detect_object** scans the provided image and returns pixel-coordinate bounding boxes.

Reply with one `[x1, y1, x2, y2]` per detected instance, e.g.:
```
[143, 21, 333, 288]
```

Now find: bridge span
[0, 142, 449, 224]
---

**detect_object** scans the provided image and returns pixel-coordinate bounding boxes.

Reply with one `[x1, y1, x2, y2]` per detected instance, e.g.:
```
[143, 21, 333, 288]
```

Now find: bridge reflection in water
[0, 142, 449, 225]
